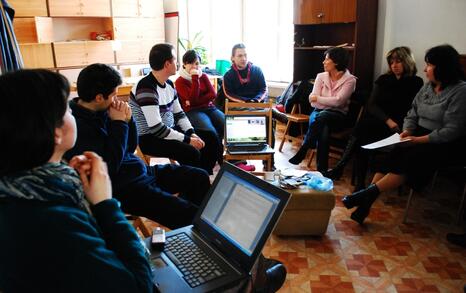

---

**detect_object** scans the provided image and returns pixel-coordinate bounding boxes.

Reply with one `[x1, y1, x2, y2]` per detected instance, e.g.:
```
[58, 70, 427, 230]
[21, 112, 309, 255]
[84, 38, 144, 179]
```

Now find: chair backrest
[224, 99, 274, 146]
[345, 91, 367, 128]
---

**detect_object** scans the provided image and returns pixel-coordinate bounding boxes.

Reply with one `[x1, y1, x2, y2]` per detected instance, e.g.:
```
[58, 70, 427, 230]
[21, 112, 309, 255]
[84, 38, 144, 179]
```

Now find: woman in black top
[326, 46, 423, 189]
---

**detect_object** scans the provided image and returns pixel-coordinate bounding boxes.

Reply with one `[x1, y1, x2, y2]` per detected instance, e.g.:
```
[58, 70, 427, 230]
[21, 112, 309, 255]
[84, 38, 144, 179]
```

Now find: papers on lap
[361, 133, 411, 149]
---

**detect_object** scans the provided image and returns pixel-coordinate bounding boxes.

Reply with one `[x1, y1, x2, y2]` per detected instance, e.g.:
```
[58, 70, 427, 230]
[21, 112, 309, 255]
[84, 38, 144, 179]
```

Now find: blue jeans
[187, 107, 225, 167]
[304, 109, 347, 172]
[186, 107, 225, 139]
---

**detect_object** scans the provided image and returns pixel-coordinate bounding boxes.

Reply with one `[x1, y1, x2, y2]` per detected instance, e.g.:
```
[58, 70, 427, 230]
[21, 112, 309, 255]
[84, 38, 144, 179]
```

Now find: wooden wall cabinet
[113, 16, 165, 64]
[294, 0, 356, 24]
[13, 17, 53, 43]
[19, 43, 54, 68]
[112, 0, 163, 17]
[48, 0, 111, 17]
[53, 41, 114, 67]
[138, 0, 164, 18]
[115, 40, 151, 63]
[293, 0, 378, 92]
[8, 0, 47, 17]
[14, 0, 165, 72]
[113, 17, 165, 40]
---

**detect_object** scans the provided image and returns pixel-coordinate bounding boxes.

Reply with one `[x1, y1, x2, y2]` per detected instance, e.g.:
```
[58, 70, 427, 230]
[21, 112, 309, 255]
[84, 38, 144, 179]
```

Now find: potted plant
[178, 31, 208, 65]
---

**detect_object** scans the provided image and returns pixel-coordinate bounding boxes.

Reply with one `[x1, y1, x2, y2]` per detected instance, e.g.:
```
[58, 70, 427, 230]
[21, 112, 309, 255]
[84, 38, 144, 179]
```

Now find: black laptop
[225, 115, 272, 154]
[151, 162, 290, 292]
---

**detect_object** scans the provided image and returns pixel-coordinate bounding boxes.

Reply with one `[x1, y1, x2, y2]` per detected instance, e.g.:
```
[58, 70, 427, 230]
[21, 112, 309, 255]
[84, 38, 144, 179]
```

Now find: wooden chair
[404, 166, 466, 225]
[278, 103, 310, 152]
[126, 215, 152, 238]
[135, 145, 177, 166]
[224, 99, 275, 171]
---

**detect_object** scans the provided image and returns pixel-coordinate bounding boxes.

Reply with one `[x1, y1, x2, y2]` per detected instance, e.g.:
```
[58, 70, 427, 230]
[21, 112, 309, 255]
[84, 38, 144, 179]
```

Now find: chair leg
[279, 120, 292, 152]
[456, 183, 466, 225]
[403, 188, 415, 224]
[429, 170, 439, 194]
[307, 149, 315, 169]
[133, 216, 152, 238]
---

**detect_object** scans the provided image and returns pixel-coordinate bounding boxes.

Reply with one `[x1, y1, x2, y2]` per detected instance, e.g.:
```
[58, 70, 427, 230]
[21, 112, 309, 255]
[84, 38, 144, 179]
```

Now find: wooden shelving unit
[293, 0, 378, 92]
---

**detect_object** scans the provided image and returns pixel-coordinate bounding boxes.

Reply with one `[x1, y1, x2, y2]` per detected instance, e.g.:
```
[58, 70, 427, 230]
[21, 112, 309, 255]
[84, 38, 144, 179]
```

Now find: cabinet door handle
[317, 12, 324, 18]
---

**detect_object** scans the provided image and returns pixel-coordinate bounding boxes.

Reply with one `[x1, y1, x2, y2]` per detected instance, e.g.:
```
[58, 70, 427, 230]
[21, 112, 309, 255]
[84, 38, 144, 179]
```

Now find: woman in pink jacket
[289, 47, 356, 173]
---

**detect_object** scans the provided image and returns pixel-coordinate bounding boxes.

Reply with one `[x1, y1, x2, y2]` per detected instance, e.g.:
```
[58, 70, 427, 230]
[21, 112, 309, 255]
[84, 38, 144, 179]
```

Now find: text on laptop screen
[200, 171, 279, 256]
[226, 116, 267, 144]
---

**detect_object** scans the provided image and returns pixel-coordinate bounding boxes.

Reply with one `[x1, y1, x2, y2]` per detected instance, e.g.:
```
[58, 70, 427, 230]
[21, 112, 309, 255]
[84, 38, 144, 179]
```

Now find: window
[178, 0, 293, 82]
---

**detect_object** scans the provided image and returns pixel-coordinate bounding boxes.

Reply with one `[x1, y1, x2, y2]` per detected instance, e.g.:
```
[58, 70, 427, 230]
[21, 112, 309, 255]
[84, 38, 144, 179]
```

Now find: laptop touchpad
[152, 257, 167, 269]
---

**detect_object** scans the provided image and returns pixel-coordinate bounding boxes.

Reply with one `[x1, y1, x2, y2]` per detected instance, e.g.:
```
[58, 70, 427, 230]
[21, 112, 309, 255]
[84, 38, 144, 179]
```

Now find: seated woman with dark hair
[326, 46, 424, 189]
[342, 44, 466, 225]
[0, 70, 153, 292]
[175, 49, 225, 169]
[289, 47, 356, 173]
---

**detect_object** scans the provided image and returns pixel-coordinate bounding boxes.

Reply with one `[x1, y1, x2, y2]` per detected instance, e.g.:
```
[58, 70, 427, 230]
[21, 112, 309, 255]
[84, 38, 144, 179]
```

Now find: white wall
[163, 0, 178, 13]
[374, 0, 466, 80]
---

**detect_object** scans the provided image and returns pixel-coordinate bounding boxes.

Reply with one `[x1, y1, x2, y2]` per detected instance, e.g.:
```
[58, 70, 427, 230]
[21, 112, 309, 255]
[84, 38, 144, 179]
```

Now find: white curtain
[178, 0, 293, 82]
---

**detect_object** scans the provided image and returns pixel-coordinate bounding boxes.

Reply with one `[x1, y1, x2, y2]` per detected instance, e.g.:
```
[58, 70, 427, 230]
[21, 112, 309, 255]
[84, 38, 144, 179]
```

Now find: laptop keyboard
[165, 233, 227, 288]
[228, 145, 266, 152]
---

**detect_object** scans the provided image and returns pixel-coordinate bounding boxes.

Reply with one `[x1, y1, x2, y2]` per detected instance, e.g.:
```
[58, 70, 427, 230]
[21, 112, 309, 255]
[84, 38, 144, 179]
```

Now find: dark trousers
[378, 129, 466, 190]
[304, 109, 346, 172]
[139, 134, 201, 167]
[352, 115, 396, 188]
[140, 132, 219, 174]
[114, 164, 210, 229]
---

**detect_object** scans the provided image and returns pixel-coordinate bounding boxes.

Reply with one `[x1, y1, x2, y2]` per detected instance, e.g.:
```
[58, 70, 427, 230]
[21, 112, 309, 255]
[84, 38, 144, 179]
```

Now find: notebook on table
[225, 115, 272, 154]
[150, 162, 290, 293]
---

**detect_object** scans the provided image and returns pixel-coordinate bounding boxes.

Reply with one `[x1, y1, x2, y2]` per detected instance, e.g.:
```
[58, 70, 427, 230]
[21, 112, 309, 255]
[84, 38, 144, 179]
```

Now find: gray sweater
[403, 81, 466, 143]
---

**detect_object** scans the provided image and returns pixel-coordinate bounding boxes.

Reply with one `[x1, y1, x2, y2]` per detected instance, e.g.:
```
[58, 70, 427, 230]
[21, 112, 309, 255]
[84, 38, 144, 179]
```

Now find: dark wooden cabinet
[293, 0, 378, 92]
[294, 0, 356, 24]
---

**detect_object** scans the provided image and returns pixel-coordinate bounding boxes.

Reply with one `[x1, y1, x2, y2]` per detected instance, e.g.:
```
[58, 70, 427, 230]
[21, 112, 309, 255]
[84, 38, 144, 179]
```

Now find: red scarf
[232, 62, 252, 85]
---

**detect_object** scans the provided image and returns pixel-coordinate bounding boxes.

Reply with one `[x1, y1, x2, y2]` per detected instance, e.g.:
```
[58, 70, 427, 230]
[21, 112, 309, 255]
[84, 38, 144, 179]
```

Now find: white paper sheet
[361, 133, 411, 149]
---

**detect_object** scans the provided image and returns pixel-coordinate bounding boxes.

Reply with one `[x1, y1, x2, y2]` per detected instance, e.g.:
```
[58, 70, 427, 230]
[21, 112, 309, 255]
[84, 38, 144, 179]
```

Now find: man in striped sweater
[130, 43, 206, 169]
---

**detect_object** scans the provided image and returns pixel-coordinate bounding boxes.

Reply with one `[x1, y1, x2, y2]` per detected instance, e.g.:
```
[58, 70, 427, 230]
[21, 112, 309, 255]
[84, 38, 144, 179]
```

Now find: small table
[255, 174, 335, 236]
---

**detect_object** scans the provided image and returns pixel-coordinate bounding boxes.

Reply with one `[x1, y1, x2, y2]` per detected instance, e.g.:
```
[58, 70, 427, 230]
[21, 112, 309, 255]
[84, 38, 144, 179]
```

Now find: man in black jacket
[65, 63, 210, 229]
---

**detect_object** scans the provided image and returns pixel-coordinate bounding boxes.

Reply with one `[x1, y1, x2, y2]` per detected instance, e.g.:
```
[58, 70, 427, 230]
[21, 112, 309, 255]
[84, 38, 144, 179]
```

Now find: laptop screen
[200, 170, 279, 256]
[225, 116, 267, 144]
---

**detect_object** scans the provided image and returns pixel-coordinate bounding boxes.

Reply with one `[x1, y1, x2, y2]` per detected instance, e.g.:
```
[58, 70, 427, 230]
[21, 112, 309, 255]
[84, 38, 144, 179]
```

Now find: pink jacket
[310, 70, 356, 113]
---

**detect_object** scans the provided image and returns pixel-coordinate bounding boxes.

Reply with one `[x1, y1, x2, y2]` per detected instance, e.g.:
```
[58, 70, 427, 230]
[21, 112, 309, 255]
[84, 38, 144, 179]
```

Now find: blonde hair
[386, 46, 417, 76]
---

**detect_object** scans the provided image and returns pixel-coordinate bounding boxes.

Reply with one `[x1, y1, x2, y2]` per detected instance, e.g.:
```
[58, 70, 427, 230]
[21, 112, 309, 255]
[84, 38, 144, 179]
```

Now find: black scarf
[0, 162, 88, 212]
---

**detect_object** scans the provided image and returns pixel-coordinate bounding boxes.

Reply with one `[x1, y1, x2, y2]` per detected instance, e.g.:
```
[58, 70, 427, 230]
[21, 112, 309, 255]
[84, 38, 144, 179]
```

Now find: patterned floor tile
[393, 278, 440, 292]
[276, 251, 309, 274]
[422, 256, 466, 280]
[143, 124, 466, 292]
[310, 275, 354, 293]
[373, 236, 413, 256]
[305, 237, 341, 253]
[346, 254, 388, 277]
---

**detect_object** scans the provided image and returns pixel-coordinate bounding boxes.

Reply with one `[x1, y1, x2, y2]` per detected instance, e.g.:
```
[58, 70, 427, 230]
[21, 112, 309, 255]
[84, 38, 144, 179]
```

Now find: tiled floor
[145, 124, 466, 292]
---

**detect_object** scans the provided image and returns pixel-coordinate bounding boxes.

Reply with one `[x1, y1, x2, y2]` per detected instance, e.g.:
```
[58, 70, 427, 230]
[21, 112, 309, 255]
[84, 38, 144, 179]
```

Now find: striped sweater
[130, 73, 194, 142]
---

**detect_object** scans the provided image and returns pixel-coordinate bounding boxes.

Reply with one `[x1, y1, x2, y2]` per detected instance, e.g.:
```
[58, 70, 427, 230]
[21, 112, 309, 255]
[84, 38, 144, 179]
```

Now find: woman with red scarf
[175, 50, 225, 171]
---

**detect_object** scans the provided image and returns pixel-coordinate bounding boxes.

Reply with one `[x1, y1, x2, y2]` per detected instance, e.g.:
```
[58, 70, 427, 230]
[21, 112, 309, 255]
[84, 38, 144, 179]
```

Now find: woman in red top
[175, 50, 225, 166]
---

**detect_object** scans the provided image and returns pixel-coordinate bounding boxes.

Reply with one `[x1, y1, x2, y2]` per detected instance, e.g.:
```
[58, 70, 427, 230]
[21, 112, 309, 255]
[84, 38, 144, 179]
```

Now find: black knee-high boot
[341, 183, 380, 209]
[326, 135, 358, 180]
[288, 144, 309, 165]
[341, 184, 380, 225]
